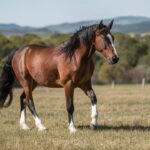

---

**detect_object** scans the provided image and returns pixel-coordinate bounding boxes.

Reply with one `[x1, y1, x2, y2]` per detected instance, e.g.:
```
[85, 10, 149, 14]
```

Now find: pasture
[0, 85, 150, 150]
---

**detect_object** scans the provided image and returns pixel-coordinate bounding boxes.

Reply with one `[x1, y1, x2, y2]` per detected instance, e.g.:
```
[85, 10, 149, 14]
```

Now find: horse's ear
[99, 20, 103, 28]
[107, 19, 114, 30]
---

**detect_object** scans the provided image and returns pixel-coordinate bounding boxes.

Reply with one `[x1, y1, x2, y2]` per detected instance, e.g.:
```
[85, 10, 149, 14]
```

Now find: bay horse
[0, 20, 119, 133]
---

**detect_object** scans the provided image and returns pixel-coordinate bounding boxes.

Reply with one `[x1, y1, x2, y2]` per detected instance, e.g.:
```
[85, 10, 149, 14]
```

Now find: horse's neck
[75, 44, 95, 61]
[71, 45, 95, 70]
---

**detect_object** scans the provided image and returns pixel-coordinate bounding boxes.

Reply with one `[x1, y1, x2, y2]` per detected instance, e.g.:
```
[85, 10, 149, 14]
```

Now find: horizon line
[0, 15, 149, 28]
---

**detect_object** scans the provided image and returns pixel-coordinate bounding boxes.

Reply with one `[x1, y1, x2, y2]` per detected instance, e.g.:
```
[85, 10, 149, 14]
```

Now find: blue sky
[0, 0, 150, 27]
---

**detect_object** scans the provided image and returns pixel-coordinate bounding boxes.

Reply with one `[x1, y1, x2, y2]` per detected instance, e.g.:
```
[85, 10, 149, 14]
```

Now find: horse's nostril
[112, 56, 116, 61]
[112, 56, 119, 64]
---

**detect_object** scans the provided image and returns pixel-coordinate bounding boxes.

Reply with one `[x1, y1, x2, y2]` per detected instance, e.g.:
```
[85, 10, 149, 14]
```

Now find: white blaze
[107, 34, 117, 55]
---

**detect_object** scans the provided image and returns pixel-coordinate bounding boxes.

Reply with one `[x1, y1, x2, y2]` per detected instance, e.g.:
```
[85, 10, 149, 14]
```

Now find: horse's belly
[30, 69, 62, 87]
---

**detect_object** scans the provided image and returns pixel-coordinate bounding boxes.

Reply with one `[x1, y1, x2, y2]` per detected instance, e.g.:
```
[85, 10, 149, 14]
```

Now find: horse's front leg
[64, 81, 76, 133]
[87, 89, 98, 129]
[80, 84, 98, 129]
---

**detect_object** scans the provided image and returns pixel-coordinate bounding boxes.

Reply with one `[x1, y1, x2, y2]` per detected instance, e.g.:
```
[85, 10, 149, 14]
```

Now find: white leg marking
[91, 104, 98, 125]
[34, 116, 46, 131]
[68, 119, 76, 133]
[107, 34, 118, 55]
[20, 110, 30, 130]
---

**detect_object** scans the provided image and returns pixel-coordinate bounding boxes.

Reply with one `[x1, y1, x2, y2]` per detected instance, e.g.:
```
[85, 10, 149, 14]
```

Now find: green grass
[0, 84, 150, 150]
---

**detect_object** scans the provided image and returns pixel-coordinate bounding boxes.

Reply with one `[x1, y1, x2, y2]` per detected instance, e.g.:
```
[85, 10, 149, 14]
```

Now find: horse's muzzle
[108, 55, 119, 64]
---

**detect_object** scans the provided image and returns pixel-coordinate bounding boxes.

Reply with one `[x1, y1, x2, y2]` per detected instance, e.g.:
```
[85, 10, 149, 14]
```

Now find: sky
[0, 0, 150, 27]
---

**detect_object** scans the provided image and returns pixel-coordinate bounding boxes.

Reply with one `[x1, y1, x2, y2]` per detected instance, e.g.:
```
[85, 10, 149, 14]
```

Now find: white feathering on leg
[68, 119, 76, 133]
[91, 104, 98, 125]
[20, 109, 30, 130]
[34, 116, 46, 131]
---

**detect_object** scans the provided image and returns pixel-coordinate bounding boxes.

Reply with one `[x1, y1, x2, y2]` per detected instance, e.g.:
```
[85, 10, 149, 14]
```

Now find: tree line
[0, 32, 149, 84]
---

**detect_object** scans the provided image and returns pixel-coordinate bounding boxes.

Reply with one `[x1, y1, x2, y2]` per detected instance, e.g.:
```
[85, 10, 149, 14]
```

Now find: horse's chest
[71, 63, 94, 85]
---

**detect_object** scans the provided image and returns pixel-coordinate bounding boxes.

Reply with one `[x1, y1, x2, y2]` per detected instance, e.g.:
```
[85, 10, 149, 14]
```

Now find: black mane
[59, 23, 106, 60]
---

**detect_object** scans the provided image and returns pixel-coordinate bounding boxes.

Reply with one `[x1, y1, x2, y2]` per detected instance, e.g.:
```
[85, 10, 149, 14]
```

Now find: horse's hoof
[90, 124, 97, 130]
[38, 126, 47, 131]
[69, 127, 77, 134]
[20, 123, 30, 130]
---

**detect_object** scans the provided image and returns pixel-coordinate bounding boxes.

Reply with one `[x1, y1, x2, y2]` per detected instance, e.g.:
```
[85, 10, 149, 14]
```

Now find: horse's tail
[0, 51, 16, 108]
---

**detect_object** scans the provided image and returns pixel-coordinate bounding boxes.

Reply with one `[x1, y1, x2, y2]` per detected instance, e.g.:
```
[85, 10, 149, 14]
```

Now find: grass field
[0, 84, 150, 150]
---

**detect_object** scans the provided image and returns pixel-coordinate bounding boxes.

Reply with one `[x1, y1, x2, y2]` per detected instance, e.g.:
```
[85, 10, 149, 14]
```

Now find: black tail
[0, 51, 16, 108]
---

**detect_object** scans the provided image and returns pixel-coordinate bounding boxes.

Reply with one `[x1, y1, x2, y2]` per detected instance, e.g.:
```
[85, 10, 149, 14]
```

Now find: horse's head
[94, 20, 119, 64]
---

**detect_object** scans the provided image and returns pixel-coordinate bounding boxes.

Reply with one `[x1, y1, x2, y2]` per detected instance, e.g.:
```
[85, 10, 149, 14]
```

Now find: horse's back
[12, 44, 55, 70]
[12, 44, 62, 87]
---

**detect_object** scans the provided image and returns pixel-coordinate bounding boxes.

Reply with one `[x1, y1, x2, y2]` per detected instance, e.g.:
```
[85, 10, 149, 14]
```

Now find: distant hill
[112, 16, 150, 25]
[0, 16, 150, 35]
[113, 21, 150, 33]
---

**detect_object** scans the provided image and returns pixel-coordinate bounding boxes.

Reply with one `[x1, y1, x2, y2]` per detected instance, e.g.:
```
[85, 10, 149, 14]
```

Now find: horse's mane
[59, 23, 106, 60]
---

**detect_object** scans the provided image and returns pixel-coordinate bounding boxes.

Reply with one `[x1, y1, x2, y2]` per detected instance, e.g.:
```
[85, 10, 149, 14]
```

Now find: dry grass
[0, 84, 150, 150]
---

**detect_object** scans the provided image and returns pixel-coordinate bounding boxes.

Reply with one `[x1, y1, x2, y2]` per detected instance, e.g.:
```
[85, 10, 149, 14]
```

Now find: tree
[0, 34, 16, 59]
[98, 63, 124, 83]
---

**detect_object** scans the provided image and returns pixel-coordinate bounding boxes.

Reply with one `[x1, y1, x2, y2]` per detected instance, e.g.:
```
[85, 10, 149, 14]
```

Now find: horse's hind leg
[19, 83, 37, 130]
[20, 92, 30, 130]
[19, 77, 46, 131]
[24, 80, 46, 131]
[19, 82, 36, 130]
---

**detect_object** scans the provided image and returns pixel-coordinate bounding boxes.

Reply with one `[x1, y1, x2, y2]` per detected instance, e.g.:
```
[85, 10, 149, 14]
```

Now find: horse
[0, 20, 119, 133]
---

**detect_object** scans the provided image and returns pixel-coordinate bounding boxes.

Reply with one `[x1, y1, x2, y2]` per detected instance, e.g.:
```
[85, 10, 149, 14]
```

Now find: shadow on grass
[77, 125, 150, 131]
